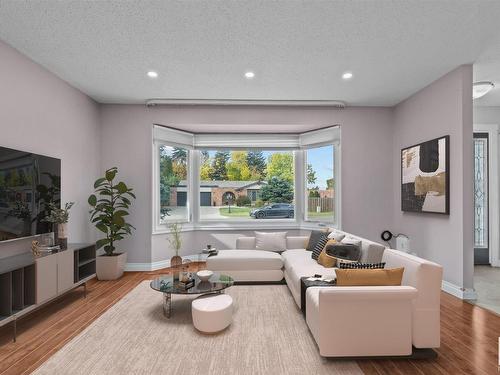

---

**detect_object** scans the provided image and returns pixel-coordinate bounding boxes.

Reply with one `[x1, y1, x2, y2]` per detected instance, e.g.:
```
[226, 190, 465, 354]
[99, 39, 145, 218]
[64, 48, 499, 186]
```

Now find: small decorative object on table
[31, 240, 41, 257]
[202, 245, 218, 257]
[197, 270, 214, 282]
[177, 277, 195, 289]
[42, 202, 74, 250]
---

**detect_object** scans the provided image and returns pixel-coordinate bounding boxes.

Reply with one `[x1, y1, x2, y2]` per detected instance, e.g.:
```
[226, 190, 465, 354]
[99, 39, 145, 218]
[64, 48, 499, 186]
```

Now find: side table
[300, 277, 336, 317]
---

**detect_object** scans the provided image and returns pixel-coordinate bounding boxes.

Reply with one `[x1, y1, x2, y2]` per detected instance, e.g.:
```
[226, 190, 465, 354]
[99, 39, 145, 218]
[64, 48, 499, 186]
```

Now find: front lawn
[219, 206, 251, 217]
[307, 211, 334, 220]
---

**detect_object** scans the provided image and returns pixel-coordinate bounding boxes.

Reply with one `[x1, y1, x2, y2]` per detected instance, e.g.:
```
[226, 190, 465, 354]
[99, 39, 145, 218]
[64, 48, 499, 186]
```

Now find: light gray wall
[99, 105, 395, 263]
[0, 40, 100, 257]
[474, 106, 500, 124]
[392, 65, 473, 289]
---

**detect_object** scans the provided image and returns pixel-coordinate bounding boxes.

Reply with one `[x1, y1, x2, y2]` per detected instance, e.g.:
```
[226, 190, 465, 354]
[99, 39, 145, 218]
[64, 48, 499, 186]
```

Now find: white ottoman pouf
[192, 294, 233, 333]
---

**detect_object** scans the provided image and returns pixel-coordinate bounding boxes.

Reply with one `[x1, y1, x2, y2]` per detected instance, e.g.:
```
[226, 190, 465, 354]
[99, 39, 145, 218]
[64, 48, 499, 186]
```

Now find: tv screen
[0, 146, 61, 241]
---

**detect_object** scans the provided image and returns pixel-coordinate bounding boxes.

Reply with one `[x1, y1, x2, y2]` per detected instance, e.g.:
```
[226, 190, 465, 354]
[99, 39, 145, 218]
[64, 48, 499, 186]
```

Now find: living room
[0, 1, 499, 374]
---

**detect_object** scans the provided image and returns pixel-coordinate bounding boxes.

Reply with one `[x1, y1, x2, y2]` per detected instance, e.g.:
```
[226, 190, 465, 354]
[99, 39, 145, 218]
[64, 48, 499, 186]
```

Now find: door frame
[474, 124, 500, 266]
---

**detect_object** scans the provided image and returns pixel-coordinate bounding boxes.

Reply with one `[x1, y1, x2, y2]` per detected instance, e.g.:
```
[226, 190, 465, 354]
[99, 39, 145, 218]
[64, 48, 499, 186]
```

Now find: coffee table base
[163, 293, 172, 318]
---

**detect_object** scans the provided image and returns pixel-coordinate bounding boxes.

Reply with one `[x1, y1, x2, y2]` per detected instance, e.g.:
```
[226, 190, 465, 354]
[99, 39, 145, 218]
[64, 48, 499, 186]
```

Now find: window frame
[302, 142, 339, 226]
[152, 125, 341, 234]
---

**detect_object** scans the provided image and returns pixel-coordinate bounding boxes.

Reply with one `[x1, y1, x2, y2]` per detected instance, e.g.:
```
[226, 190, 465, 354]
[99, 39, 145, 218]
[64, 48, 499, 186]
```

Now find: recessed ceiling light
[473, 81, 494, 99]
[245, 71, 255, 79]
[342, 72, 353, 80]
[147, 71, 158, 78]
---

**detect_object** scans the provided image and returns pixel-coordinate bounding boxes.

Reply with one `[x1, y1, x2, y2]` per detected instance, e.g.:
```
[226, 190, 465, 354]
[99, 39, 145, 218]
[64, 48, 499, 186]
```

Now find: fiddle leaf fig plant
[88, 167, 136, 256]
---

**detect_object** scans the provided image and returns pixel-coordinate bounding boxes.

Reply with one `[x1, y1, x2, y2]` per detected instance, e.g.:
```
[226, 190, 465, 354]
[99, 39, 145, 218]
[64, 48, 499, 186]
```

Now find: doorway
[470, 124, 500, 314]
[474, 133, 489, 265]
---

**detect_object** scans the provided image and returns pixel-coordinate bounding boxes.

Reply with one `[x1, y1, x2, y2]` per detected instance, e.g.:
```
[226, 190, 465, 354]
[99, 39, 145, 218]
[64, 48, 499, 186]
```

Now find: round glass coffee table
[150, 273, 234, 318]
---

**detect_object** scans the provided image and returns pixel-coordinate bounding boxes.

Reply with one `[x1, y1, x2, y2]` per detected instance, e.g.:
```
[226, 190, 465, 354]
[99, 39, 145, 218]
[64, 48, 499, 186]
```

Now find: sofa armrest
[306, 286, 418, 356]
[236, 237, 256, 249]
[318, 285, 418, 303]
[286, 236, 309, 250]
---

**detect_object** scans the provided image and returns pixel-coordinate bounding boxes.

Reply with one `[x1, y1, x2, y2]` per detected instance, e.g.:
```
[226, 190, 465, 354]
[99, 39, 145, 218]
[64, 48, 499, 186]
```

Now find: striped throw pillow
[338, 262, 386, 269]
[311, 235, 329, 261]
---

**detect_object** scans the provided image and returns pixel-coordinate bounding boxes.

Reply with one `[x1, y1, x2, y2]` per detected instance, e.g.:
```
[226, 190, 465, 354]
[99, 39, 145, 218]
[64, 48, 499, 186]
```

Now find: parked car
[250, 203, 294, 219]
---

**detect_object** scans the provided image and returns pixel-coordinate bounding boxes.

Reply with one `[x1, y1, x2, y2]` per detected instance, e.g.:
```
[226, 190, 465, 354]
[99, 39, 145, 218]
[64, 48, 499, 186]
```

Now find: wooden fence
[308, 197, 334, 213]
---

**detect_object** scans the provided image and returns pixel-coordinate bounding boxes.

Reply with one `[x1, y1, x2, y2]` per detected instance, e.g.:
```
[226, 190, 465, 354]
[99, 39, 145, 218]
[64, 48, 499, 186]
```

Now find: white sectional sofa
[206, 229, 443, 358]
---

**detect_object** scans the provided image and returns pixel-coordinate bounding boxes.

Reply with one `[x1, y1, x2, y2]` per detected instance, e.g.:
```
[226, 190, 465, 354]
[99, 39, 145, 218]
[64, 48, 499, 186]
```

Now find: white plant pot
[96, 252, 127, 280]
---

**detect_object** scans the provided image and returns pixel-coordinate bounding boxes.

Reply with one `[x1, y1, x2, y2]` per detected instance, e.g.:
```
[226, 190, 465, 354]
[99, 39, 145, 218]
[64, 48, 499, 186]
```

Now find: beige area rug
[33, 282, 362, 375]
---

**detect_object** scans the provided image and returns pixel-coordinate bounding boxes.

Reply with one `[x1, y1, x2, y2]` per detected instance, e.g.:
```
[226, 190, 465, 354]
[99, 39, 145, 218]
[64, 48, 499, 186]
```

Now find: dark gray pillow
[325, 243, 361, 262]
[306, 230, 329, 251]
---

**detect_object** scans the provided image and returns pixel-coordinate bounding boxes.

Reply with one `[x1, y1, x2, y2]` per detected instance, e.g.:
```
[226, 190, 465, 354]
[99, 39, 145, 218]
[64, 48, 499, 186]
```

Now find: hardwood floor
[0, 267, 498, 375]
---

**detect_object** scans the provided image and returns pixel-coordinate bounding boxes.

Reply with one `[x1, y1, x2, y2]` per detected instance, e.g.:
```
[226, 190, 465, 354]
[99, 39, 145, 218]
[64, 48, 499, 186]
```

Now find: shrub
[236, 195, 251, 207]
[260, 177, 294, 203]
[255, 199, 264, 208]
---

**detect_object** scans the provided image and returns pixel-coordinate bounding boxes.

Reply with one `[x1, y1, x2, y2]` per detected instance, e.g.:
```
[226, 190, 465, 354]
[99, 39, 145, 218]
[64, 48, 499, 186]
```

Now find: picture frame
[401, 135, 449, 214]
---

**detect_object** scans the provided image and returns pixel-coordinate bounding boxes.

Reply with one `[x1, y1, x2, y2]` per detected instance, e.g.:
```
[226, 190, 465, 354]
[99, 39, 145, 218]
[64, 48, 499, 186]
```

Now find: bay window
[153, 125, 340, 232]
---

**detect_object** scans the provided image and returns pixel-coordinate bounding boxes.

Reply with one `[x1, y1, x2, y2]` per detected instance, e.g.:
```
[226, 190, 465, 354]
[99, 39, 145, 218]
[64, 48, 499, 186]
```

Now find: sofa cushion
[306, 229, 329, 251]
[311, 236, 330, 260]
[289, 260, 337, 295]
[317, 249, 336, 268]
[336, 268, 404, 286]
[338, 262, 386, 269]
[206, 250, 283, 271]
[325, 242, 361, 262]
[281, 249, 311, 270]
[254, 232, 287, 252]
[327, 230, 346, 242]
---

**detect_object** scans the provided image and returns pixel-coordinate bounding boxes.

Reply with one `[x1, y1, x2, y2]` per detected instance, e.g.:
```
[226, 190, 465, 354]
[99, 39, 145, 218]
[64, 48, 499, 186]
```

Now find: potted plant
[88, 167, 135, 280]
[42, 202, 74, 249]
[168, 222, 183, 265]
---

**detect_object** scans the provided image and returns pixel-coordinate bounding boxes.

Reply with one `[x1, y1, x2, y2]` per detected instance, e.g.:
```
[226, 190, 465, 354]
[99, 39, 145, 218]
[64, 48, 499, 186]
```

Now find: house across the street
[170, 180, 267, 206]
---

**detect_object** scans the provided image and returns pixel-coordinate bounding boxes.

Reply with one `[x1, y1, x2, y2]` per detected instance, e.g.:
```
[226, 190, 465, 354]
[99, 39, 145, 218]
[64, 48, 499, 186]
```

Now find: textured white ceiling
[474, 32, 500, 107]
[0, 0, 499, 106]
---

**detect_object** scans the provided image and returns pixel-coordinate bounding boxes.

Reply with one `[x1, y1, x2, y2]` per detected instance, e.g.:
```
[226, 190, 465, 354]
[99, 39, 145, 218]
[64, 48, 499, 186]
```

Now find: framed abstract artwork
[401, 135, 449, 214]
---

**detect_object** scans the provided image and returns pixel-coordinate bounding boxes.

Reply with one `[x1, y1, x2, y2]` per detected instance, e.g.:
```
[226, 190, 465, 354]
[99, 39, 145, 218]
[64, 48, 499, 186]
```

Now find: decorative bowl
[197, 270, 213, 282]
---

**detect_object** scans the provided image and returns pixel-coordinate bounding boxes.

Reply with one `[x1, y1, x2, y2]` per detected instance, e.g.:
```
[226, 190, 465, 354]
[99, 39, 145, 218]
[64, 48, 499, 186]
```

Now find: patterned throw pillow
[306, 229, 330, 251]
[311, 235, 330, 260]
[338, 262, 386, 269]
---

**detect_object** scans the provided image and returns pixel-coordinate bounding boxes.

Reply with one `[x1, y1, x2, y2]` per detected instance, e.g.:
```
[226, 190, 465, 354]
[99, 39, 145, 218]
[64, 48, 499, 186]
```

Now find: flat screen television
[0, 146, 61, 241]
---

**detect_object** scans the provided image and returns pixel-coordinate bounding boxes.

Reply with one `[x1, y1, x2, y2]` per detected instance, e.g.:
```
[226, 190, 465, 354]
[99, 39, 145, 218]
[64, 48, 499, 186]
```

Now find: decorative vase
[96, 252, 127, 280]
[57, 222, 68, 250]
[170, 254, 182, 280]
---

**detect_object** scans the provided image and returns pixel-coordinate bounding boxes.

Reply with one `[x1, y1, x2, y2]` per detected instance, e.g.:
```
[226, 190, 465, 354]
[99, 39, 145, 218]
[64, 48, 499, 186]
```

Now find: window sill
[152, 220, 338, 235]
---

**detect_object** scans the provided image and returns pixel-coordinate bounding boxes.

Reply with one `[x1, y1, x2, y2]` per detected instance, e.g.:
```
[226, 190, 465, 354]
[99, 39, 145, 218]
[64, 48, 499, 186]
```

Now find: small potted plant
[43, 202, 74, 249]
[168, 222, 183, 266]
[88, 167, 135, 280]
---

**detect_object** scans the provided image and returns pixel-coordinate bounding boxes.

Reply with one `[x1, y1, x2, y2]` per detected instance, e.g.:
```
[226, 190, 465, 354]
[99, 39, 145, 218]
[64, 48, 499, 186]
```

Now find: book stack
[38, 245, 61, 253]
[177, 278, 195, 289]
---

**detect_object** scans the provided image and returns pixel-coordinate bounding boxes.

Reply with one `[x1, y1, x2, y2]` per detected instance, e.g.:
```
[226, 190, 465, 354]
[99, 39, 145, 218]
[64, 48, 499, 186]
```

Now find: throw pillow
[335, 268, 404, 286]
[254, 232, 287, 252]
[306, 229, 329, 251]
[324, 242, 361, 262]
[317, 249, 337, 268]
[311, 235, 330, 260]
[341, 237, 362, 247]
[327, 230, 346, 242]
[338, 262, 386, 269]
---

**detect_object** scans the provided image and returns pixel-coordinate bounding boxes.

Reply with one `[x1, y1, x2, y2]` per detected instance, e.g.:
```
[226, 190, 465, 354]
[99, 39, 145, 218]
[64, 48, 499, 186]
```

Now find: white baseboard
[125, 260, 170, 272]
[441, 280, 477, 300]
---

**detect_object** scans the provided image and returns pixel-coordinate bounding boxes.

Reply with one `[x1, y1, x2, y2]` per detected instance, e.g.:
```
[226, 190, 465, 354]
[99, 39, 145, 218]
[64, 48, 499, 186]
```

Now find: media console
[0, 243, 96, 341]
